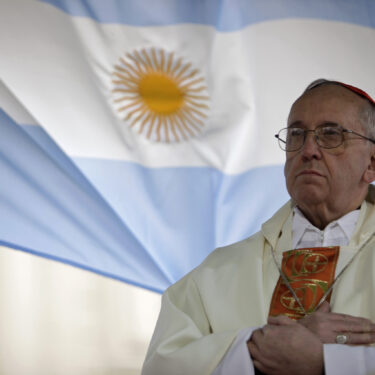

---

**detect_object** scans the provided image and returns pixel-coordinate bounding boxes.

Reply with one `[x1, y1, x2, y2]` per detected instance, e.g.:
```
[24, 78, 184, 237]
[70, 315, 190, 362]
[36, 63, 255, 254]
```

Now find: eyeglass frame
[274, 123, 375, 152]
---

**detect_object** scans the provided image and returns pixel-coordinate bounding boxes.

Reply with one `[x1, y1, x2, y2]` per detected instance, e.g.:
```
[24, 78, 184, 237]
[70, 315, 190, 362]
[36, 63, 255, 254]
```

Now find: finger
[249, 328, 264, 345]
[316, 301, 331, 313]
[248, 339, 262, 360]
[321, 314, 375, 331]
[261, 324, 271, 335]
[268, 315, 295, 326]
[253, 359, 271, 375]
[328, 313, 374, 326]
[332, 321, 375, 333]
[261, 323, 283, 337]
[250, 346, 277, 374]
[343, 332, 375, 345]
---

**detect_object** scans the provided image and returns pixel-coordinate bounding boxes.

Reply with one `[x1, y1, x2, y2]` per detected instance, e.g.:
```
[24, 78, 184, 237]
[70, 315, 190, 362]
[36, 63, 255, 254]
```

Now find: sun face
[112, 48, 210, 142]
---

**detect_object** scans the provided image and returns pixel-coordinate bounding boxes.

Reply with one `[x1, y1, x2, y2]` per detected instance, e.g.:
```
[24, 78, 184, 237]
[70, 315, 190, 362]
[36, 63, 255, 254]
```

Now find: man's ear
[363, 153, 375, 184]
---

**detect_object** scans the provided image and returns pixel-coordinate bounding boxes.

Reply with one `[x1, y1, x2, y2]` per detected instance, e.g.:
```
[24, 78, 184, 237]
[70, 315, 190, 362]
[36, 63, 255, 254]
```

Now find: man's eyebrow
[287, 121, 303, 128]
[287, 121, 341, 128]
[321, 121, 341, 127]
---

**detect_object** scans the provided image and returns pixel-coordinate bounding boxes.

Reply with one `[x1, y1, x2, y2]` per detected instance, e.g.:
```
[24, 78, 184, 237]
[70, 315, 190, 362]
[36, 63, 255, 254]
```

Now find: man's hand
[298, 301, 375, 344]
[248, 316, 323, 375]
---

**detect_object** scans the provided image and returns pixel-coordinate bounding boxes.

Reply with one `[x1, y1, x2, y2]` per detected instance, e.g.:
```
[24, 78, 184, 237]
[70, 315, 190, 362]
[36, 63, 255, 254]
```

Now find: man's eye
[289, 128, 304, 137]
[322, 127, 340, 135]
[321, 127, 341, 136]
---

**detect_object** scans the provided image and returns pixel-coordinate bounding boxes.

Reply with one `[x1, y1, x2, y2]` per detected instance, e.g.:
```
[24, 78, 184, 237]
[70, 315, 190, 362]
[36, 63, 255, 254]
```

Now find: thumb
[268, 315, 296, 326]
[316, 301, 331, 313]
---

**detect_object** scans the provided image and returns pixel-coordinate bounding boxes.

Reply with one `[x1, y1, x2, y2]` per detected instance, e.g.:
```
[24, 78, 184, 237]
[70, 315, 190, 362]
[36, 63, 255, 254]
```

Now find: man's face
[284, 85, 375, 217]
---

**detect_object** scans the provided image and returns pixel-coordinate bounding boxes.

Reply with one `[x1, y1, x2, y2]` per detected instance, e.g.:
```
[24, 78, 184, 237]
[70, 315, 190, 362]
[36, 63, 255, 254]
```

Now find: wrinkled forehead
[305, 80, 375, 105]
[294, 83, 366, 108]
[288, 84, 366, 126]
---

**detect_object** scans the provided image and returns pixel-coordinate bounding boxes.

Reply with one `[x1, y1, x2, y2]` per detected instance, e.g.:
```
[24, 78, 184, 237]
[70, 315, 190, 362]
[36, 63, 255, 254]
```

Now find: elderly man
[142, 79, 375, 375]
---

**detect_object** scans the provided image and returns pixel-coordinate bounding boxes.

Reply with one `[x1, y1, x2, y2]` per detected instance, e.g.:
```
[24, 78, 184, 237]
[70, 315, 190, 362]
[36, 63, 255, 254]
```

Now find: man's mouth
[297, 170, 323, 177]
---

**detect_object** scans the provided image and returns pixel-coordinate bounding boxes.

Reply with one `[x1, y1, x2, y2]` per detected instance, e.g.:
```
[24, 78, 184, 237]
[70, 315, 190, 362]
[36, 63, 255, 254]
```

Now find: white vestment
[142, 186, 375, 375]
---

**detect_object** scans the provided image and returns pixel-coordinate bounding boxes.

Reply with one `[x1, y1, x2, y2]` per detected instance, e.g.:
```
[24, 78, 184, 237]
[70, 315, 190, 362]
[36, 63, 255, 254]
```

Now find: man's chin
[292, 189, 327, 207]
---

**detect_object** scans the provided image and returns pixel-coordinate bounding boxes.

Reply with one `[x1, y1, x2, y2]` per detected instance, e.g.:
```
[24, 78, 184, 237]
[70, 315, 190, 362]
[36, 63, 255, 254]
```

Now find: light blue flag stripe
[40, 0, 375, 30]
[20, 123, 289, 286]
[0, 110, 173, 292]
[20, 124, 98, 199]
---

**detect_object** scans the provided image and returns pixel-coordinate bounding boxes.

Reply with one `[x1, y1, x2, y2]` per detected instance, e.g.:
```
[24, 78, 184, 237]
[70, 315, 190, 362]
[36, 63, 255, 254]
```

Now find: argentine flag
[1, 0, 375, 297]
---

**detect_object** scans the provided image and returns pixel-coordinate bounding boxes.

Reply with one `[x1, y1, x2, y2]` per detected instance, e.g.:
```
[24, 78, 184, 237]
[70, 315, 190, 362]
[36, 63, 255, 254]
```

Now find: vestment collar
[261, 185, 375, 250]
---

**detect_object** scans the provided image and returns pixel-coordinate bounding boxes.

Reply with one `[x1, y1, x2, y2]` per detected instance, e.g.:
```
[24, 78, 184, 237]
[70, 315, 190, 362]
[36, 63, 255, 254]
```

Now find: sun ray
[120, 58, 142, 78]
[160, 49, 166, 72]
[171, 113, 188, 140]
[166, 116, 178, 142]
[114, 96, 139, 103]
[181, 107, 205, 127]
[182, 85, 207, 93]
[151, 48, 161, 72]
[175, 69, 199, 84]
[117, 82, 138, 90]
[113, 70, 140, 85]
[133, 50, 150, 72]
[174, 62, 192, 80]
[147, 113, 158, 137]
[163, 116, 170, 143]
[155, 114, 163, 142]
[112, 48, 209, 142]
[129, 109, 147, 128]
[184, 97, 210, 109]
[178, 109, 200, 132]
[170, 58, 183, 76]
[114, 65, 132, 76]
[113, 88, 139, 94]
[187, 106, 208, 119]
[112, 80, 124, 85]
[113, 76, 138, 89]
[139, 112, 153, 134]
[175, 111, 195, 136]
[184, 108, 210, 127]
[180, 78, 206, 90]
[126, 53, 146, 75]
[147, 114, 159, 139]
[159, 115, 168, 143]
[186, 110, 205, 128]
[113, 71, 138, 84]
[166, 52, 174, 74]
[124, 104, 145, 119]
[118, 98, 144, 112]
[141, 49, 155, 70]
[185, 94, 210, 101]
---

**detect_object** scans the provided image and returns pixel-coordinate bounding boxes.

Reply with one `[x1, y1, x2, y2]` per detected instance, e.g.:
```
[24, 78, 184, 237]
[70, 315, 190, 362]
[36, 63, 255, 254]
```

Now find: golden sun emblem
[112, 48, 210, 142]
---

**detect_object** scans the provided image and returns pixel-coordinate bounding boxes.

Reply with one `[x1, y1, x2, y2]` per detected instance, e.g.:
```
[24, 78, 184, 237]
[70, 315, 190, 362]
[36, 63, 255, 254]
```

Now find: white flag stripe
[1, 2, 374, 173]
[0, 81, 38, 126]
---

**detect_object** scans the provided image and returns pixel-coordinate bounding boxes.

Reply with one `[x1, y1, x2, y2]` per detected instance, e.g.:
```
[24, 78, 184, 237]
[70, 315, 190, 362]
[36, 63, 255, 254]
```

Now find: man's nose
[300, 132, 322, 160]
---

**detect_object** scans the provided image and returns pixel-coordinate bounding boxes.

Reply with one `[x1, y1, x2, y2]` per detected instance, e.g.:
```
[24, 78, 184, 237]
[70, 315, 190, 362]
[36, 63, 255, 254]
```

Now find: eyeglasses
[275, 124, 375, 152]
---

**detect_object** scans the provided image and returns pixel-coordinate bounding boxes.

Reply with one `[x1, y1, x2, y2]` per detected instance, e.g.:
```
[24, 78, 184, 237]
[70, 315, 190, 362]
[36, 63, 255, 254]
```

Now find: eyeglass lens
[279, 126, 344, 151]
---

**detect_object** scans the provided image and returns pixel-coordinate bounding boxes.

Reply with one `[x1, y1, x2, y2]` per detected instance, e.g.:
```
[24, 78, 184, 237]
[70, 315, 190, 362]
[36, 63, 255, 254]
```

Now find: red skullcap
[306, 79, 375, 106]
[337, 82, 375, 106]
